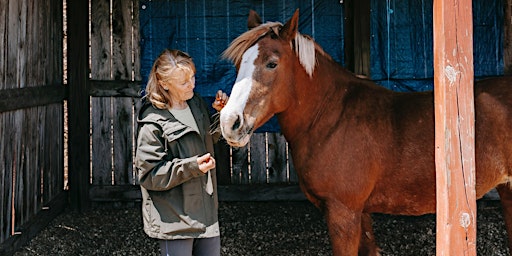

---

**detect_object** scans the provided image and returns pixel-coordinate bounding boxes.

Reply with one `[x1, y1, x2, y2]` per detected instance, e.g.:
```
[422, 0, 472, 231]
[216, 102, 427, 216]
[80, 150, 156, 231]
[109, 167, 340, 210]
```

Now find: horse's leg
[496, 184, 512, 253]
[358, 213, 381, 256]
[325, 201, 362, 255]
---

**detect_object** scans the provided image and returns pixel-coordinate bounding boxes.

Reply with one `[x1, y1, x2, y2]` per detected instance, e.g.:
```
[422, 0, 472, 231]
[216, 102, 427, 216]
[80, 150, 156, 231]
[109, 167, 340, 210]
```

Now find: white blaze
[220, 44, 259, 124]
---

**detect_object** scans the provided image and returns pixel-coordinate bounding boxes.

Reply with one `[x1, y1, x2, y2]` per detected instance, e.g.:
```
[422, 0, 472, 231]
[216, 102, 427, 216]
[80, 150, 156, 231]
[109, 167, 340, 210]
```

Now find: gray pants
[159, 236, 221, 256]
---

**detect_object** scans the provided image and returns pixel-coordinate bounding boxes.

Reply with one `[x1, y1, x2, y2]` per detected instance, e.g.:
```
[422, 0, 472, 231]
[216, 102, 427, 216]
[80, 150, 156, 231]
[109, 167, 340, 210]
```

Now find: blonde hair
[145, 49, 196, 109]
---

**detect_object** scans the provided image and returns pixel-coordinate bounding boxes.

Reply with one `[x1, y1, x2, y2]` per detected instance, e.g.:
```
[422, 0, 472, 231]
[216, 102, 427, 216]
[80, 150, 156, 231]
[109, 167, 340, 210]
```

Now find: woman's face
[164, 71, 195, 102]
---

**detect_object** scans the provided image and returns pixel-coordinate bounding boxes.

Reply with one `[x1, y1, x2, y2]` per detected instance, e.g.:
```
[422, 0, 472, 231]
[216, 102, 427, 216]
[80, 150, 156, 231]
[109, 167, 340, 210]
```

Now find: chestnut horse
[219, 9, 512, 255]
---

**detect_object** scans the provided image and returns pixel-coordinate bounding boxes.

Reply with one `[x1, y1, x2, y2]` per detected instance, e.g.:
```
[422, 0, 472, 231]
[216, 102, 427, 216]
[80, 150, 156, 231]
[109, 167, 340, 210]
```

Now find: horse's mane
[222, 21, 330, 77]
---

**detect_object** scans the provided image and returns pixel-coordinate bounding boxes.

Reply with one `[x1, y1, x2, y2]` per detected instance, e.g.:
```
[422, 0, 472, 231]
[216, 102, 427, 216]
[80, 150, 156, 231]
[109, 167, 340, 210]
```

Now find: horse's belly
[365, 173, 511, 216]
[365, 191, 437, 216]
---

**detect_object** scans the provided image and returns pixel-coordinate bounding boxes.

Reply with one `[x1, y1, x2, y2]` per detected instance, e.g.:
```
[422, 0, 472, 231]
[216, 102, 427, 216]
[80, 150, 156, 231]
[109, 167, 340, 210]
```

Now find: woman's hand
[212, 90, 229, 111]
[197, 153, 216, 173]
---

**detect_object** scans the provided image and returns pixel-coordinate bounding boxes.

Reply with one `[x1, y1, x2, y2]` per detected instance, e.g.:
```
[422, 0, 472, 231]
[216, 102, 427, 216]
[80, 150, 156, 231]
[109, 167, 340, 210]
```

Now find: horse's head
[220, 9, 319, 147]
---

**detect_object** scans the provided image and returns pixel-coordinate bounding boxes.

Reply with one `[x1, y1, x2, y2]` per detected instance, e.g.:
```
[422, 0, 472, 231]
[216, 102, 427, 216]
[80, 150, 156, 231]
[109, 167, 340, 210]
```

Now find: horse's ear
[280, 9, 299, 42]
[247, 10, 262, 30]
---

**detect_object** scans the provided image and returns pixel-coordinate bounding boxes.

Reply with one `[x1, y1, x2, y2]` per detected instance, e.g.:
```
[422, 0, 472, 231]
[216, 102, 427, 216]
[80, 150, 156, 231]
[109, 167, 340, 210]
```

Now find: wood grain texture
[249, 133, 267, 183]
[91, 0, 114, 186]
[433, 0, 476, 254]
[1, 0, 64, 248]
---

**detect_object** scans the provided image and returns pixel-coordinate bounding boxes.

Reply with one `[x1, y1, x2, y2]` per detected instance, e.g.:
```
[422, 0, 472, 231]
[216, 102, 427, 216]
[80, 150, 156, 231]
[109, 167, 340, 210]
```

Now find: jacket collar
[138, 94, 208, 138]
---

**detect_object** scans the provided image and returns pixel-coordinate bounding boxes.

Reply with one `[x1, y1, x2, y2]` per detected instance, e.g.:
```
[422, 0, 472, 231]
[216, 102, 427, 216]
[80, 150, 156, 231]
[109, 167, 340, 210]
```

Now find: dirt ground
[13, 200, 510, 256]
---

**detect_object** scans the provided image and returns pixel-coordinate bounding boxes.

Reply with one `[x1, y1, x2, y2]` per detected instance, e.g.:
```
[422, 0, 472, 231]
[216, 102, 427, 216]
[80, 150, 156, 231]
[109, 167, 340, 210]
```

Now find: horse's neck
[278, 57, 353, 147]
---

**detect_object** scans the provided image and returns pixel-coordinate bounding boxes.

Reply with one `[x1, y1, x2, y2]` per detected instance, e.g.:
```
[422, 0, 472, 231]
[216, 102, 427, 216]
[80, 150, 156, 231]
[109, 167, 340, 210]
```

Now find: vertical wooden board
[0, 113, 4, 242]
[12, 110, 23, 232]
[44, 104, 64, 202]
[21, 108, 39, 224]
[0, 112, 13, 242]
[231, 145, 249, 184]
[91, 0, 113, 185]
[28, 108, 37, 218]
[91, 98, 113, 185]
[112, 0, 132, 80]
[38, 0, 47, 83]
[48, 0, 63, 85]
[249, 133, 267, 184]
[5, 0, 20, 90]
[16, 109, 28, 227]
[42, 106, 52, 203]
[20, 0, 29, 87]
[17, 0, 28, 89]
[132, 0, 141, 81]
[0, 0, 6, 89]
[112, 0, 135, 185]
[91, 0, 111, 80]
[113, 99, 134, 184]
[266, 133, 288, 183]
[3, 111, 17, 240]
[26, 0, 37, 88]
[37, 0, 46, 85]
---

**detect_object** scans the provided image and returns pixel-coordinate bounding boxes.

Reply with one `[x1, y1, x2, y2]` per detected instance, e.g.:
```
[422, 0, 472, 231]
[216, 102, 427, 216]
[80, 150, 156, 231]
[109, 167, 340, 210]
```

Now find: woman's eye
[266, 62, 277, 69]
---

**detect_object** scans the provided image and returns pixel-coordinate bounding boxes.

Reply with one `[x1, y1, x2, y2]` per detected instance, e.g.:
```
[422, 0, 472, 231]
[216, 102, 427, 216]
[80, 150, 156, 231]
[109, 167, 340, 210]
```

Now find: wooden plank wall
[230, 133, 298, 185]
[90, 0, 141, 189]
[88, 0, 300, 203]
[0, 0, 66, 254]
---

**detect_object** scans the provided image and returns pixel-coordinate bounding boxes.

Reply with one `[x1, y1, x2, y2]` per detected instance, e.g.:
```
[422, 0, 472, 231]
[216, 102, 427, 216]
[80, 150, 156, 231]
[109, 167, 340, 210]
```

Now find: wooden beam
[89, 80, 141, 97]
[67, 0, 91, 211]
[433, 0, 476, 255]
[0, 85, 67, 112]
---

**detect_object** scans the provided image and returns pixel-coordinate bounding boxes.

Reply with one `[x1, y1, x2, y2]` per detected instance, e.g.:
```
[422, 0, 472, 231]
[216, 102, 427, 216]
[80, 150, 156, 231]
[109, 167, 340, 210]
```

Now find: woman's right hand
[197, 153, 216, 173]
[212, 90, 229, 111]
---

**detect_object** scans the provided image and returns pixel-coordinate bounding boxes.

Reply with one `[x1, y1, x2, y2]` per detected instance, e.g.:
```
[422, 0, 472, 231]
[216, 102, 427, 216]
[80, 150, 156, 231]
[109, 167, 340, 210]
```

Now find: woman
[135, 49, 228, 256]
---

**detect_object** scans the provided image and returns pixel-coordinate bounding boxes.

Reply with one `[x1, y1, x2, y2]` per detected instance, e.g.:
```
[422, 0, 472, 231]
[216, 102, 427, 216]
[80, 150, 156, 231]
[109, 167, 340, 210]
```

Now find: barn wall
[0, 0, 65, 255]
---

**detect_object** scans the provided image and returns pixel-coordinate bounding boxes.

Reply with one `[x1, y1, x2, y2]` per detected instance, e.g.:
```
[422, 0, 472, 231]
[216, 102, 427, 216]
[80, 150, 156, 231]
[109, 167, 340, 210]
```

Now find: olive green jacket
[135, 94, 220, 240]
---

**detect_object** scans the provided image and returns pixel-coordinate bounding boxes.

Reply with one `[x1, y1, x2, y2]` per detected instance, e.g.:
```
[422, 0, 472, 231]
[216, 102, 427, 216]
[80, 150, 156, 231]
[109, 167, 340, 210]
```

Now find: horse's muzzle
[219, 111, 253, 147]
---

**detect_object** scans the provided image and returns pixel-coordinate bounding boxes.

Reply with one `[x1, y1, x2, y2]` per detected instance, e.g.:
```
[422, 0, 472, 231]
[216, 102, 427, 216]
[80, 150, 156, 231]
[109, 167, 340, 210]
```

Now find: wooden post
[67, 0, 91, 211]
[433, 0, 476, 255]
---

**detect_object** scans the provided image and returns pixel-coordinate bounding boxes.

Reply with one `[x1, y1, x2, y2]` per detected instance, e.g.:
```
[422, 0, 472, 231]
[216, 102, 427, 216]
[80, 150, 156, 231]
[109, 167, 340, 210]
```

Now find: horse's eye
[266, 62, 277, 69]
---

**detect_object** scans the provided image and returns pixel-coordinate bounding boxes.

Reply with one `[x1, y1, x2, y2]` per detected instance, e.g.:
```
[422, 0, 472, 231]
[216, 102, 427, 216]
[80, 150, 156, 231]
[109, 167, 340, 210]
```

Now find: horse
[219, 9, 512, 255]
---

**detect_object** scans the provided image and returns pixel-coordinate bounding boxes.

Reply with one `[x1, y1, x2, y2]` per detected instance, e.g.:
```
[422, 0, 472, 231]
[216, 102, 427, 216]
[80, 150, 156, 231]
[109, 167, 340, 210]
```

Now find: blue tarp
[139, 0, 345, 132]
[140, 0, 503, 132]
[371, 0, 503, 91]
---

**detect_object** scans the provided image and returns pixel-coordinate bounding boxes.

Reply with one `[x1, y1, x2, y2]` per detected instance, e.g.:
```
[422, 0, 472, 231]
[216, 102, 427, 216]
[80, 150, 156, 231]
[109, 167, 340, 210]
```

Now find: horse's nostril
[232, 116, 241, 130]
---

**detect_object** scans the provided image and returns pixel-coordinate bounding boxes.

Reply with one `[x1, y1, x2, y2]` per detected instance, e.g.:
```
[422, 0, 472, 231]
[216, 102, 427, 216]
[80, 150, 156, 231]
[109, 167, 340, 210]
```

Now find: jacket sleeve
[135, 123, 204, 191]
